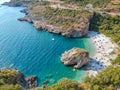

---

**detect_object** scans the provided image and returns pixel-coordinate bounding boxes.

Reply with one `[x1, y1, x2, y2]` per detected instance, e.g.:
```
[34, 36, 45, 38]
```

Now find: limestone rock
[61, 48, 89, 68]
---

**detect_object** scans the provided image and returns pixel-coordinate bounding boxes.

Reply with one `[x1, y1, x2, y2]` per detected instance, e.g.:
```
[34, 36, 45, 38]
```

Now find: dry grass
[107, 0, 120, 9]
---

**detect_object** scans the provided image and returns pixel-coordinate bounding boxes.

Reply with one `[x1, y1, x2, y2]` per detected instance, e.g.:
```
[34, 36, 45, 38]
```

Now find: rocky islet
[61, 48, 89, 68]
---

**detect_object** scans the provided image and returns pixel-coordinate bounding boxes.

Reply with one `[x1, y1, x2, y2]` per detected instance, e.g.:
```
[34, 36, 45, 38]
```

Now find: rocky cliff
[32, 20, 90, 37]
[4, 0, 92, 38]
[61, 48, 89, 68]
[19, 7, 91, 37]
[0, 68, 37, 89]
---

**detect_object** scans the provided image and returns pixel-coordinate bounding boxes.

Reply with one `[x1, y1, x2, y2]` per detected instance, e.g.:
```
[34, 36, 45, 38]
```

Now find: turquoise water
[0, 5, 94, 86]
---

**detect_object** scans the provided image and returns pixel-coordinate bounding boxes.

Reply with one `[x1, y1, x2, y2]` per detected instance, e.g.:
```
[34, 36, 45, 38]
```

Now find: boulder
[25, 76, 37, 89]
[20, 9, 29, 15]
[61, 48, 89, 68]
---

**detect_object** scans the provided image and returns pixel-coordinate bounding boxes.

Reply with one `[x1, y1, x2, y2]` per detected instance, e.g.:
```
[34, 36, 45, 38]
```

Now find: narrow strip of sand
[86, 31, 118, 77]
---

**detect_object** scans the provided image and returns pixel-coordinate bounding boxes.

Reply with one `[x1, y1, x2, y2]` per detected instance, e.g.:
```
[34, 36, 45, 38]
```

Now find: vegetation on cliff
[82, 53, 120, 90]
[89, 12, 120, 46]
[65, 0, 111, 8]
[65, 0, 120, 9]
[0, 69, 18, 85]
[0, 69, 24, 90]
[83, 66, 120, 90]
[31, 6, 91, 30]
[112, 54, 120, 65]
[0, 84, 24, 90]
[36, 78, 85, 90]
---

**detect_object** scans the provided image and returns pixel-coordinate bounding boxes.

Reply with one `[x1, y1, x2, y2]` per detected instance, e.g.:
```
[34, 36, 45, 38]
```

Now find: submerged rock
[42, 80, 48, 88]
[61, 48, 89, 68]
[18, 16, 32, 23]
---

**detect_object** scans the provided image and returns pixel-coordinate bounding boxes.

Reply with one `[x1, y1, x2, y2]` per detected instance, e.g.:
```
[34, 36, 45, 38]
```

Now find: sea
[0, 0, 95, 86]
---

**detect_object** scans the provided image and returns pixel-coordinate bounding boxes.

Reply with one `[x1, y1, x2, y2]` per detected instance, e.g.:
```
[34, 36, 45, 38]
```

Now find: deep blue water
[0, 5, 94, 86]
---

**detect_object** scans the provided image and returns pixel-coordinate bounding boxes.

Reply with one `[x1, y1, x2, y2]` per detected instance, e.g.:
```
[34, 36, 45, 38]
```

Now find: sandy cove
[85, 31, 118, 77]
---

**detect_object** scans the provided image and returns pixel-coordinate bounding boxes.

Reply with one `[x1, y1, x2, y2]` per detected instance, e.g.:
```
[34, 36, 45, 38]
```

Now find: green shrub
[89, 12, 120, 45]
[0, 84, 24, 90]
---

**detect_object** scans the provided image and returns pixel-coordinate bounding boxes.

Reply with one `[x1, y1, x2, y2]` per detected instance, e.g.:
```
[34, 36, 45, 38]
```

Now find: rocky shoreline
[0, 68, 38, 89]
[18, 9, 90, 37]
[3, 1, 92, 38]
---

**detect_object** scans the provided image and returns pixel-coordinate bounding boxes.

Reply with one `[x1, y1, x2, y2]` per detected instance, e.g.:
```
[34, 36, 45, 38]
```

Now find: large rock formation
[61, 48, 89, 68]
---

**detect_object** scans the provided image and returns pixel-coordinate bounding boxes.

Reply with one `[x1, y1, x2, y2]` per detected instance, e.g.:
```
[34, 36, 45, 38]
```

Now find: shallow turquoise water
[0, 5, 94, 86]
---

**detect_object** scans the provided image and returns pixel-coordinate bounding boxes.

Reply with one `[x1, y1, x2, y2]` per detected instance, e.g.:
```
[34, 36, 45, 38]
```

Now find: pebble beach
[86, 31, 117, 77]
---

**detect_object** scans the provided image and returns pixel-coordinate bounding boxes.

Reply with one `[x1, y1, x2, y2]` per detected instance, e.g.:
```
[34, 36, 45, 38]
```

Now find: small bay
[0, 5, 94, 86]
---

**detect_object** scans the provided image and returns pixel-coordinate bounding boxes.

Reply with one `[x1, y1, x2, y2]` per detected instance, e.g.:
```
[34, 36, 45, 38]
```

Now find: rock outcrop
[32, 20, 90, 37]
[3, 1, 22, 7]
[61, 48, 89, 68]
[0, 68, 38, 89]
[3, 0, 92, 38]
[25, 76, 37, 89]
[18, 12, 91, 37]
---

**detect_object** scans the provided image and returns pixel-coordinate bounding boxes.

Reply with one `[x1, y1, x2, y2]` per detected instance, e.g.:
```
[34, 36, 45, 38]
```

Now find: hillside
[0, 69, 25, 90]
[1, 65, 120, 90]
[4, 0, 120, 37]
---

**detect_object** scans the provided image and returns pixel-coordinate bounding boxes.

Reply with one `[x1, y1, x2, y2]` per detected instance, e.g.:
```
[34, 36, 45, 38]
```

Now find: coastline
[0, 0, 120, 90]
[3, 0, 93, 38]
[0, 4, 94, 86]
[86, 31, 118, 77]
[1, 0, 114, 80]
